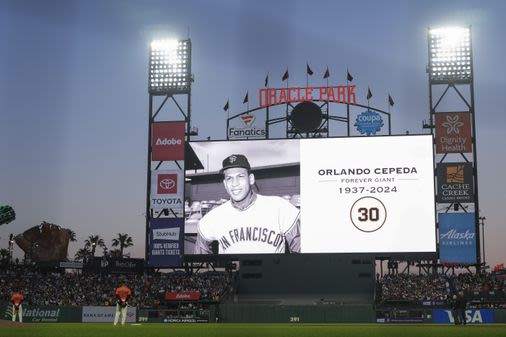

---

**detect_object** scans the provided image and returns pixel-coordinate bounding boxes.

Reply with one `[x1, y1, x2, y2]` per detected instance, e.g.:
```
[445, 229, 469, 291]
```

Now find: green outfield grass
[1, 323, 506, 337]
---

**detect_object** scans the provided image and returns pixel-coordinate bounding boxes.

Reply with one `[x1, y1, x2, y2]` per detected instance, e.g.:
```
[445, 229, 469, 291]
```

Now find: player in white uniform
[195, 154, 300, 254]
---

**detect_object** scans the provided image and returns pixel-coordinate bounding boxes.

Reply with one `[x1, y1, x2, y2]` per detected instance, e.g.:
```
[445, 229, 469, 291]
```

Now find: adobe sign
[152, 122, 185, 161]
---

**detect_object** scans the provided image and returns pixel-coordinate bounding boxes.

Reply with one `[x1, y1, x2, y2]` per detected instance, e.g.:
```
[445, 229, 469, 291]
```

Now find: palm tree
[84, 235, 105, 257]
[68, 229, 77, 242]
[111, 233, 134, 258]
[74, 247, 90, 261]
[0, 248, 9, 262]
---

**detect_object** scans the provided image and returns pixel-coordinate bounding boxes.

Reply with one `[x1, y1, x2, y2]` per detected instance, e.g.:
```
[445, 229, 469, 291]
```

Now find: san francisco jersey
[11, 292, 24, 305]
[196, 194, 300, 254]
[115, 286, 131, 301]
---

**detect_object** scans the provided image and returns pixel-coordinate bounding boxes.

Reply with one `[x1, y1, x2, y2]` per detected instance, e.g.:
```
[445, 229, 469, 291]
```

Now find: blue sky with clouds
[0, 0, 504, 266]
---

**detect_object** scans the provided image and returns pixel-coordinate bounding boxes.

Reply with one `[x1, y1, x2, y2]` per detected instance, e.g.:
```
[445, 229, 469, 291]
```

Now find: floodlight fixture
[149, 38, 191, 95]
[428, 26, 472, 83]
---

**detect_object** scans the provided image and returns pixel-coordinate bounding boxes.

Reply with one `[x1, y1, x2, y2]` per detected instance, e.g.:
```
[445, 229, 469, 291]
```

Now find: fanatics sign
[152, 122, 185, 161]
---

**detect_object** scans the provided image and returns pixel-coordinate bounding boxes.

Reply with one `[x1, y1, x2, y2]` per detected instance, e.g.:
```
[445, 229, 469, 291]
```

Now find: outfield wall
[2, 303, 506, 323]
[219, 304, 375, 323]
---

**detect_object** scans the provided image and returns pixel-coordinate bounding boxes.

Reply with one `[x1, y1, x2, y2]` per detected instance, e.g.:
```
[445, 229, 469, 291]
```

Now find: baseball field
[1, 323, 506, 337]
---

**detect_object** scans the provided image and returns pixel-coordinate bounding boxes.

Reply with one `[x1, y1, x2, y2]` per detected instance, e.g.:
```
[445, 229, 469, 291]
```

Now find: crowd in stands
[0, 267, 232, 307]
[378, 272, 506, 304]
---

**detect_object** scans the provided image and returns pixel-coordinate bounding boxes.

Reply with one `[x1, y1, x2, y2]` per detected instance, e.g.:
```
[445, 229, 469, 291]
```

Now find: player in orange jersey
[11, 291, 24, 322]
[114, 284, 132, 325]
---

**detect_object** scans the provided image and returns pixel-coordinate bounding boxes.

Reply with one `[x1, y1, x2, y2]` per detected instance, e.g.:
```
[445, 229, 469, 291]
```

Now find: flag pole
[346, 69, 350, 136]
[265, 74, 270, 139]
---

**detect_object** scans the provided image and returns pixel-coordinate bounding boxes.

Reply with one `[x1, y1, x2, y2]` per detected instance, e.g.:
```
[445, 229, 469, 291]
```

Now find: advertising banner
[151, 170, 184, 209]
[432, 309, 494, 324]
[2, 305, 82, 322]
[439, 213, 476, 264]
[82, 306, 136, 323]
[436, 162, 474, 203]
[186, 135, 436, 255]
[354, 110, 384, 135]
[164, 292, 201, 301]
[228, 114, 266, 139]
[435, 112, 472, 153]
[85, 257, 144, 274]
[152, 121, 185, 161]
[148, 218, 183, 267]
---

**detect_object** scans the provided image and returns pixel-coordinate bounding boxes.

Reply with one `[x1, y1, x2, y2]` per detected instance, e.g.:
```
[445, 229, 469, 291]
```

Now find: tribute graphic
[186, 136, 435, 255]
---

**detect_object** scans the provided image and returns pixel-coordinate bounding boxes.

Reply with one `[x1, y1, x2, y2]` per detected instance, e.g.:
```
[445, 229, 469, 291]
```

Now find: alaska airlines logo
[442, 115, 464, 134]
[440, 229, 475, 240]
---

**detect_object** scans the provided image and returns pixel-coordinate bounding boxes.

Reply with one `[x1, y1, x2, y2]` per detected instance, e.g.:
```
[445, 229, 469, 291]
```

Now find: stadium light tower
[427, 26, 481, 271]
[145, 38, 193, 265]
[149, 39, 192, 95]
[428, 27, 472, 83]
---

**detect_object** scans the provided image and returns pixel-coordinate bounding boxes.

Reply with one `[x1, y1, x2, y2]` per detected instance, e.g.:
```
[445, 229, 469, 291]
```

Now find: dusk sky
[1, 0, 504, 266]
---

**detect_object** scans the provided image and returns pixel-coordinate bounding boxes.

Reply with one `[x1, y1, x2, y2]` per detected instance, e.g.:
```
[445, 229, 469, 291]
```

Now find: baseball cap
[221, 154, 251, 173]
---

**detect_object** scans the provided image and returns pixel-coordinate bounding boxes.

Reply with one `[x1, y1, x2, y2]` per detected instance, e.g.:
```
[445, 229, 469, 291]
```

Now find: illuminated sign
[186, 135, 436, 255]
[259, 85, 357, 108]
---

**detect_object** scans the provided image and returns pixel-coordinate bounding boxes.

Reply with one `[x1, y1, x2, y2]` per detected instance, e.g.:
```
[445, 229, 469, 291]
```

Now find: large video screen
[184, 135, 436, 255]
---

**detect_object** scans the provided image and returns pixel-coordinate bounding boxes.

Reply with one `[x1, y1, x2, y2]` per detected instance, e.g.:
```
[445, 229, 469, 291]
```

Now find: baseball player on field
[195, 154, 300, 254]
[11, 291, 24, 323]
[113, 284, 132, 325]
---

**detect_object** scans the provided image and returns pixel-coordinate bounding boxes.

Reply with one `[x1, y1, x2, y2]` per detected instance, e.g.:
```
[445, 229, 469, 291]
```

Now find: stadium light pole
[145, 38, 192, 265]
[428, 26, 481, 270]
[479, 216, 486, 266]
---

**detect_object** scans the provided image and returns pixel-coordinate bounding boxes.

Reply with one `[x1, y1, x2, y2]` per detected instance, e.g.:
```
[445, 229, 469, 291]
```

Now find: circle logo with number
[350, 196, 387, 233]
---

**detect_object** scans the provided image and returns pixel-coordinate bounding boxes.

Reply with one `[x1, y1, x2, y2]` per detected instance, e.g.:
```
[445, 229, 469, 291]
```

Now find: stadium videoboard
[184, 135, 436, 255]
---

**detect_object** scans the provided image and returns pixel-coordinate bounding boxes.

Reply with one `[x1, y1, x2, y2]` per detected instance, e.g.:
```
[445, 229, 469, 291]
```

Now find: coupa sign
[354, 110, 383, 135]
[432, 309, 494, 324]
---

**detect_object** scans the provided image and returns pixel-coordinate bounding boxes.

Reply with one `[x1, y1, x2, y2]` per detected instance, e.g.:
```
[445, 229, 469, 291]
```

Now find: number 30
[357, 207, 380, 221]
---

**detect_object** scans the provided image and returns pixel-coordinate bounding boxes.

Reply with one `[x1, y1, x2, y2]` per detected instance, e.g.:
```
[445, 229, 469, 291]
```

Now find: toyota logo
[160, 178, 176, 190]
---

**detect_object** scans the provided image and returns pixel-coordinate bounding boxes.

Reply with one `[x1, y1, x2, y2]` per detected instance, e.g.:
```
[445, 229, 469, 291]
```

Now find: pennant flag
[367, 87, 373, 100]
[223, 100, 229, 111]
[347, 70, 353, 82]
[264, 74, 269, 87]
[388, 94, 395, 106]
[282, 69, 289, 81]
[243, 91, 249, 104]
[323, 67, 330, 79]
[306, 63, 314, 76]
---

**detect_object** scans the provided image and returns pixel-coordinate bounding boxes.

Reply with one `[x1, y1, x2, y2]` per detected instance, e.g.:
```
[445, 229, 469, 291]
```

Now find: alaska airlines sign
[259, 85, 357, 108]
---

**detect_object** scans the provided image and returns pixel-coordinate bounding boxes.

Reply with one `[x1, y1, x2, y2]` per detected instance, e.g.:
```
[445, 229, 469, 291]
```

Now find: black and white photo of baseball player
[194, 154, 300, 254]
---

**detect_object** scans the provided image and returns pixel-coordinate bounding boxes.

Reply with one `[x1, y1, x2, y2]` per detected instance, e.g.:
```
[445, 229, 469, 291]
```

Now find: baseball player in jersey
[195, 154, 300, 254]
[11, 291, 24, 323]
[114, 284, 132, 325]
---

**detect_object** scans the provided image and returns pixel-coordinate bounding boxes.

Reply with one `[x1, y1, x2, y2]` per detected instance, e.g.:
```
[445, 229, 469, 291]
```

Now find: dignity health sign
[439, 213, 476, 264]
